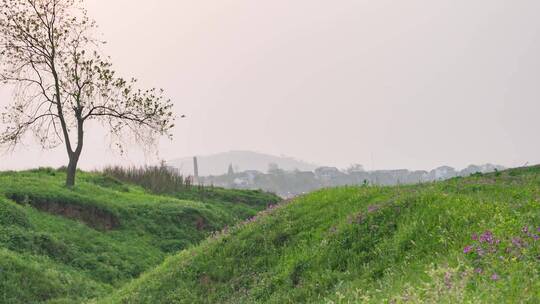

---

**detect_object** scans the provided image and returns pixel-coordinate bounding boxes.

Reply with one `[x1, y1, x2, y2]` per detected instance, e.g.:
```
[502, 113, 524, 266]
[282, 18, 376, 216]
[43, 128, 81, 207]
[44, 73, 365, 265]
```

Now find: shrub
[101, 164, 195, 194]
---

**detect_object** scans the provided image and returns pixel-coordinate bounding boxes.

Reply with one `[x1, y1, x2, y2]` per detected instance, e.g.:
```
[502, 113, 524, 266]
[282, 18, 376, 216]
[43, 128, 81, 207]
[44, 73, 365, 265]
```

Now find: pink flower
[491, 273, 500, 281]
[479, 231, 494, 244]
[463, 245, 473, 254]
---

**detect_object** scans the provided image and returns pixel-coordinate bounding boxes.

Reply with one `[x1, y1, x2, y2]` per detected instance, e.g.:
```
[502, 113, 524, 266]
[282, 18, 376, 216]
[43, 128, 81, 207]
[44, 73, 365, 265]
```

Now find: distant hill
[168, 151, 319, 176]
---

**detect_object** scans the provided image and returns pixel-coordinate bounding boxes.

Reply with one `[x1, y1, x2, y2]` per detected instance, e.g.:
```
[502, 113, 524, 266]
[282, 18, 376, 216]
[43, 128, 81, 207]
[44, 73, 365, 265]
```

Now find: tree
[268, 162, 283, 175]
[0, 0, 175, 186]
[346, 164, 365, 174]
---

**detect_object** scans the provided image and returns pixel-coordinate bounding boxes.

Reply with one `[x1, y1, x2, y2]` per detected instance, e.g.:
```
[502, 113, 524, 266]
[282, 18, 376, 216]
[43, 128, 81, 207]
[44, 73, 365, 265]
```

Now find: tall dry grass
[102, 164, 194, 194]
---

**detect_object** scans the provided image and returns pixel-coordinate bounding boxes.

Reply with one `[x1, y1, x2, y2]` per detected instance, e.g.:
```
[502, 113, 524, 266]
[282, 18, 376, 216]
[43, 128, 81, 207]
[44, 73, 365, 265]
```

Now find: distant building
[195, 162, 505, 198]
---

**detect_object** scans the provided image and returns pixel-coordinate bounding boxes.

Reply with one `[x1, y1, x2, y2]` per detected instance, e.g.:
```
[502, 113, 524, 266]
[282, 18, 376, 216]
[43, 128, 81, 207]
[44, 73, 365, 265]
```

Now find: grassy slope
[0, 168, 279, 304]
[101, 166, 540, 304]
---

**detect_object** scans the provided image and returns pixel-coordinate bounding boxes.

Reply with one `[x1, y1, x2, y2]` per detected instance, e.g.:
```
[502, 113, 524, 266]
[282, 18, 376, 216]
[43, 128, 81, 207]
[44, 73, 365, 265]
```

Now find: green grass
[0, 168, 280, 304]
[100, 166, 540, 304]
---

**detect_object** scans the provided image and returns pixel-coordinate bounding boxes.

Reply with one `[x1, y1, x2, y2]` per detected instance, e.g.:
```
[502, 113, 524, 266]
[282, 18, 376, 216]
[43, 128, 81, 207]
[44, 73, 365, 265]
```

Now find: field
[2, 167, 539, 303]
[0, 168, 279, 304]
[100, 166, 540, 303]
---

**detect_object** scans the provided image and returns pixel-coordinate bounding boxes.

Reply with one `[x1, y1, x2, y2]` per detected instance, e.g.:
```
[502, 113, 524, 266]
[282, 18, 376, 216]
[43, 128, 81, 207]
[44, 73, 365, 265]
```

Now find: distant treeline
[200, 164, 505, 198]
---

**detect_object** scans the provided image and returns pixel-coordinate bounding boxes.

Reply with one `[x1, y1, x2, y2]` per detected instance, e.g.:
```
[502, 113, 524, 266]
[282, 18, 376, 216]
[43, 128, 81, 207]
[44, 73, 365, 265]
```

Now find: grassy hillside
[0, 168, 279, 304]
[101, 166, 540, 304]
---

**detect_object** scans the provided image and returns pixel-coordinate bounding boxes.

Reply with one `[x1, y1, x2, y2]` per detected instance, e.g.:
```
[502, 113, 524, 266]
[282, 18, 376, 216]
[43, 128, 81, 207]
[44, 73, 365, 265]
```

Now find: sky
[1, 0, 540, 171]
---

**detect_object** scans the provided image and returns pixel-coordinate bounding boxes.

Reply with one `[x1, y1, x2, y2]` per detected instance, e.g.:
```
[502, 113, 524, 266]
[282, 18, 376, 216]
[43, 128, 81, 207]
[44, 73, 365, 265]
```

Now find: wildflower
[511, 237, 525, 248]
[474, 268, 483, 274]
[522, 226, 529, 234]
[537, 227, 540, 233]
[479, 231, 494, 244]
[491, 273, 500, 281]
[463, 245, 473, 254]
[533, 235, 539, 241]
[472, 233, 478, 241]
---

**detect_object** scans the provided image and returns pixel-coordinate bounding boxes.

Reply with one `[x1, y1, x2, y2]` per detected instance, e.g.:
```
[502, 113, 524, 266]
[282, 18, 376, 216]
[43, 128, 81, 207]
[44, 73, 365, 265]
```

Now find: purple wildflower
[479, 231, 494, 244]
[522, 226, 529, 234]
[463, 245, 473, 254]
[511, 237, 524, 248]
[537, 227, 540, 233]
[491, 273, 500, 281]
[474, 268, 483, 274]
[472, 233, 479, 241]
[533, 235, 539, 241]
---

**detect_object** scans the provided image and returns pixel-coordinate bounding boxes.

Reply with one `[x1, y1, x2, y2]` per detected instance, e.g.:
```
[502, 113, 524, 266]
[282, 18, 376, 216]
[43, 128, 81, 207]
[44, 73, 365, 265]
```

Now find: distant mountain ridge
[168, 151, 319, 176]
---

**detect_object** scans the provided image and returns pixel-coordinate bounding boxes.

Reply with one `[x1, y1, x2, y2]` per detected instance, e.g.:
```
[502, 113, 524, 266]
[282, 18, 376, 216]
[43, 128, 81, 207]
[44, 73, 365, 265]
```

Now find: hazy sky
[1, 0, 539, 171]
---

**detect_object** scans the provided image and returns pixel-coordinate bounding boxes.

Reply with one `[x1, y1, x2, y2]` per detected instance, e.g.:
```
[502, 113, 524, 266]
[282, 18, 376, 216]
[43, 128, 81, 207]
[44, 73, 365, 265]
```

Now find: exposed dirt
[195, 217, 206, 231]
[11, 196, 119, 230]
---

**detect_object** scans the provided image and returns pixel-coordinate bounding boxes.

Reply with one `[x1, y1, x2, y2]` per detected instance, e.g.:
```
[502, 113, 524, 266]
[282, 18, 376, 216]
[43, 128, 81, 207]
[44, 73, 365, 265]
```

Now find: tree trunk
[66, 153, 80, 187]
[65, 116, 84, 187]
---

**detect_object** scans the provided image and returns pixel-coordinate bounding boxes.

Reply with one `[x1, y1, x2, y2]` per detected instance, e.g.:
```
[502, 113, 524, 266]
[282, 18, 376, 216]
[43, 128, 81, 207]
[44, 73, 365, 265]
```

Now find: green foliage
[101, 165, 278, 209]
[0, 248, 109, 304]
[101, 166, 540, 304]
[0, 197, 31, 228]
[0, 169, 280, 304]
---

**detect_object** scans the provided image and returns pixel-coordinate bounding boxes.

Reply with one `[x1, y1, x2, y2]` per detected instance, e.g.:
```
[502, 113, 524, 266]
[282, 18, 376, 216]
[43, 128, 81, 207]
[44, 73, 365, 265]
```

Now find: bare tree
[0, 0, 176, 186]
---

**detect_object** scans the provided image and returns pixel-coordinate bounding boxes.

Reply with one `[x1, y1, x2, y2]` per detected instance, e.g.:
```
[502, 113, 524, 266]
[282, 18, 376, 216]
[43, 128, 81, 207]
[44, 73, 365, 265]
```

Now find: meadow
[100, 166, 540, 303]
[1, 166, 539, 303]
[0, 168, 279, 303]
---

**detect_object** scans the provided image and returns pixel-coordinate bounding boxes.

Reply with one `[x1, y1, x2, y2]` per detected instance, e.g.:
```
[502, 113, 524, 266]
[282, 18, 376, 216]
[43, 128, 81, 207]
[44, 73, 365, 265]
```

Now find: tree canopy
[0, 0, 176, 186]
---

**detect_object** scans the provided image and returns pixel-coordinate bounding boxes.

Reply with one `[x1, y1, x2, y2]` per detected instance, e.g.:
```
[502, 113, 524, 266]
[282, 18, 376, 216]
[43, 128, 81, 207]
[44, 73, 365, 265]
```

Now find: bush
[101, 164, 195, 194]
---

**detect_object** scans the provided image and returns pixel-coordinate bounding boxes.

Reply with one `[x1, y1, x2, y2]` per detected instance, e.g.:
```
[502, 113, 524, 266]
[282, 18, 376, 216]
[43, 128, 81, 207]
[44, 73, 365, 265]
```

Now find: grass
[0, 168, 280, 304]
[99, 166, 540, 304]
[101, 165, 194, 194]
